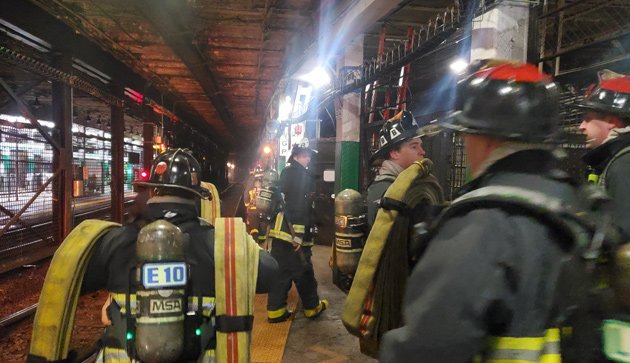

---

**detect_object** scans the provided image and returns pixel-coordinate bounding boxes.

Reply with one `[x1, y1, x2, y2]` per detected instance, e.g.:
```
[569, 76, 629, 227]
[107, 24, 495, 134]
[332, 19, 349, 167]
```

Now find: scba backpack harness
[436, 185, 626, 362]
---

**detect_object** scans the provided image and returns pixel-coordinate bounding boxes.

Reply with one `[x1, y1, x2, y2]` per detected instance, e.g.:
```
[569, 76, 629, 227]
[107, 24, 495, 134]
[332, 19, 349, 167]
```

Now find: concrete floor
[282, 245, 377, 363]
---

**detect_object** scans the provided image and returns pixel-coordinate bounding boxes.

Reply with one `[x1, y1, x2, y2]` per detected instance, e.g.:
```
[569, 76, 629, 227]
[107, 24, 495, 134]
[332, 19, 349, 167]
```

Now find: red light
[140, 170, 149, 179]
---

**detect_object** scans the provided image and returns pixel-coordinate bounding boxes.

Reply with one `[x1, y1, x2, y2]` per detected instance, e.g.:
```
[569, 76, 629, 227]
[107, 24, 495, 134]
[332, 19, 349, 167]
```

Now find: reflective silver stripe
[542, 340, 561, 355]
[486, 348, 542, 362]
[336, 248, 364, 253]
[335, 232, 363, 238]
[137, 315, 184, 323]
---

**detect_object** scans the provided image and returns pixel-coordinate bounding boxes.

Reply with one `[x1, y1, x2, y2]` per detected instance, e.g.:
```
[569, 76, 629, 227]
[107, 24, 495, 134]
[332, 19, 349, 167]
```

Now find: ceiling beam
[134, 0, 239, 148]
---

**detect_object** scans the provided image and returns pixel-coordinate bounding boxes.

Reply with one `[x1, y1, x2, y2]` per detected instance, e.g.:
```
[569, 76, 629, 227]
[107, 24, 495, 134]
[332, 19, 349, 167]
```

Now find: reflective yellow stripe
[485, 328, 562, 363]
[250, 228, 259, 234]
[97, 347, 131, 362]
[267, 307, 288, 319]
[274, 212, 284, 230]
[268, 229, 293, 242]
[304, 300, 328, 318]
[489, 336, 545, 351]
[587, 173, 599, 184]
[199, 349, 216, 363]
[293, 224, 305, 234]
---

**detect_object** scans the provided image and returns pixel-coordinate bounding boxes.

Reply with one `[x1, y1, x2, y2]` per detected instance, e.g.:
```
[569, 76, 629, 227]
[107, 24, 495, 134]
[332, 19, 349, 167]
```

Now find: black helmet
[253, 166, 264, 178]
[370, 110, 420, 164]
[441, 61, 560, 142]
[578, 71, 630, 119]
[134, 148, 209, 199]
[261, 169, 279, 189]
[290, 138, 318, 158]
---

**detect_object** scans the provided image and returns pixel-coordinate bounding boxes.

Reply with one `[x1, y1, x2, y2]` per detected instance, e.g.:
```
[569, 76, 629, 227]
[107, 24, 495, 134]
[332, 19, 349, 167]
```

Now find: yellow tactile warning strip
[251, 286, 299, 363]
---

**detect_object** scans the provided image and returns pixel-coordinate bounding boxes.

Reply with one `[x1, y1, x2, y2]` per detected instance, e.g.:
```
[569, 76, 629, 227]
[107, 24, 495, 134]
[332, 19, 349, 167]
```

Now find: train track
[0, 199, 134, 274]
[0, 304, 97, 362]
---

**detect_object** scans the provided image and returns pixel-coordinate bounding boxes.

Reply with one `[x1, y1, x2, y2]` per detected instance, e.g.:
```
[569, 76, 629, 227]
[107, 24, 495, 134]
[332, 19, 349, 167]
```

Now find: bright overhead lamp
[449, 59, 469, 74]
[278, 96, 292, 122]
[300, 66, 331, 88]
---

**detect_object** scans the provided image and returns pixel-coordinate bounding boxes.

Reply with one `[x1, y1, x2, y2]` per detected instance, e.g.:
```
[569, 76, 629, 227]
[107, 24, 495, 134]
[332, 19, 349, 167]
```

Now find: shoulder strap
[372, 175, 397, 185]
[600, 145, 630, 186]
[214, 217, 260, 363]
[441, 185, 584, 250]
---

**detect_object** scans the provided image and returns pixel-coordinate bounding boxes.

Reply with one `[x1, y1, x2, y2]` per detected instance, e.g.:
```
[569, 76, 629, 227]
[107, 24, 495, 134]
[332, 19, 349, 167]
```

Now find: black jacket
[380, 150, 584, 362]
[280, 161, 314, 227]
[83, 200, 278, 295]
[583, 132, 630, 240]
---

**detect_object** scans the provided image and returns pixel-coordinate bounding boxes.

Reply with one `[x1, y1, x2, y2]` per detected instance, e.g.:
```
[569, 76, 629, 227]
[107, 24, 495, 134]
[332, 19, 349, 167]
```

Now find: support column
[334, 36, 363, 193]
[110, 91, 125, 223]
[471, 3, 529, 62]
[143, 117, 154, 172]
[51, 53, 73, 242]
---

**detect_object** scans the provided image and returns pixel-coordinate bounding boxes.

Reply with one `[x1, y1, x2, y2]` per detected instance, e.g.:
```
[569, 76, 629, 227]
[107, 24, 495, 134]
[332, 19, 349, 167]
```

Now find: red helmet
[579, 72, 630, 119]
[441, 61, 560, 142]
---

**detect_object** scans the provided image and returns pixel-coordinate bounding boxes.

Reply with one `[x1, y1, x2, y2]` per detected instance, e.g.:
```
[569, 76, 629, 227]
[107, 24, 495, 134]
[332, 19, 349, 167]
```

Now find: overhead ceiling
[0, 0, 469, 153]
[22, 0, 318, 150]
[4, 0, 560, 156]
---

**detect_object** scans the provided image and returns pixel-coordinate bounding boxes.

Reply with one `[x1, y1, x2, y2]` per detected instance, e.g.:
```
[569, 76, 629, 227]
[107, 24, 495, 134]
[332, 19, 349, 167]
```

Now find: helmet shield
[134, 148, 210, 199]
[370, 110, 421, 164]
[441, 62, 560, 143]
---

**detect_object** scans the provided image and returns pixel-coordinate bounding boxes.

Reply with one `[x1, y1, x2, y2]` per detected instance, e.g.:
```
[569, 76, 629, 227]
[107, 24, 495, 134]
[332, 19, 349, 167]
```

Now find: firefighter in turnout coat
[266, 139, 328, 323]
[80, 149, 278, 362]
[380, 62, 591, 362]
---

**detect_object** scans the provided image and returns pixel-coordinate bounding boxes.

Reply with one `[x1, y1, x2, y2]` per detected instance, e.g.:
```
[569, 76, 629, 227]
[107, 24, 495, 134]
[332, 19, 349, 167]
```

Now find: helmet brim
[291, 147, 318, 157]
[575, 101, 630, 118]
[439, 111, 563, 143]
[133, 181, 210, 200]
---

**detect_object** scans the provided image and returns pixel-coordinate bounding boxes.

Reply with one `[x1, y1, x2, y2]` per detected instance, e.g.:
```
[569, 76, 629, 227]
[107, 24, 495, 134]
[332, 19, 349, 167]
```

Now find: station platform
[251, 245, 374, 363]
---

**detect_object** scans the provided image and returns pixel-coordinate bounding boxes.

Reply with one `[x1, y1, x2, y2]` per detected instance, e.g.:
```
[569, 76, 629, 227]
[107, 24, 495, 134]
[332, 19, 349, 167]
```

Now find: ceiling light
[300, 67, 331, 88]
[449, 59, 469, 74]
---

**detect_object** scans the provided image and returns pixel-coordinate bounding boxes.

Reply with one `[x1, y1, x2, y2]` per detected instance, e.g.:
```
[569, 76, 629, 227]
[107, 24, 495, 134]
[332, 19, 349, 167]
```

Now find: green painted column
[334, 36, 363, 194]
[335, 141, 360, 192]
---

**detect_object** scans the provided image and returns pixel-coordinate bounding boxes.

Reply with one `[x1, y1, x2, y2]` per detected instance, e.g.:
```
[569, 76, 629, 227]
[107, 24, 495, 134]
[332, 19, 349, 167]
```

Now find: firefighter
[579, 71, 630, 240]
[245, 177, 265, 244]
[379, 61, 590, 362]
[266, 138, 328, 323]
[342, 112, 444, 357]
[80, 148, 279, 362]
[366, 110, 427, 229]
